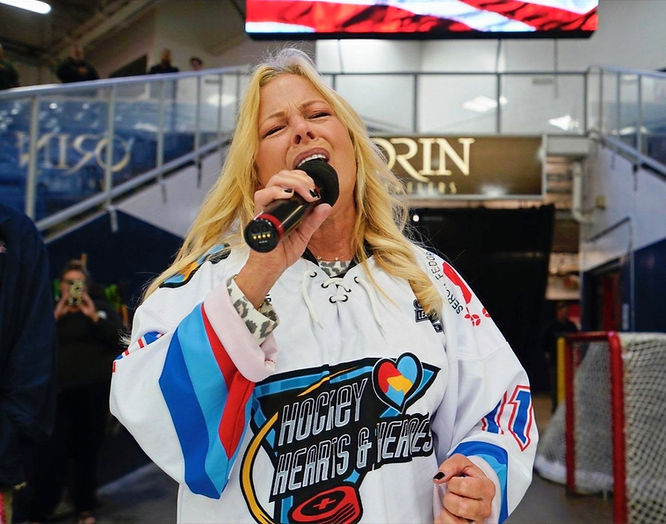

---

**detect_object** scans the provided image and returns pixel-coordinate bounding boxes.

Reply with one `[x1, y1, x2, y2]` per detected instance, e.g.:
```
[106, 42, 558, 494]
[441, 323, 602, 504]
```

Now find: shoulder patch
[160, 244, 231, 288]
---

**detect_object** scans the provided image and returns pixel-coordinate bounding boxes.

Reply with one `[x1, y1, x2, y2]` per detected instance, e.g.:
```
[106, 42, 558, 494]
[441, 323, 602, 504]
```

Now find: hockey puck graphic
[290, 484, 361, 523]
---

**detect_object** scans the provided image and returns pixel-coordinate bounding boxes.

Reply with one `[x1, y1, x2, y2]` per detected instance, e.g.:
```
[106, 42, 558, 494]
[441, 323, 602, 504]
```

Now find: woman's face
[255, 74, 357, 214]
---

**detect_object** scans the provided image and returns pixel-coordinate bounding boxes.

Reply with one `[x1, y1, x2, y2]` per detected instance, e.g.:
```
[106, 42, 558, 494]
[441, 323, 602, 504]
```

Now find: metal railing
[0, 66, 249, 229]
[586, 65, 666, 177]
[0, 65, 664, 232]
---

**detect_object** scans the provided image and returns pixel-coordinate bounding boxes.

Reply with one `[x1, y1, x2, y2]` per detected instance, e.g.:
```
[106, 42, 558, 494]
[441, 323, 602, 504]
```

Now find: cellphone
[67, 279, 85, 306]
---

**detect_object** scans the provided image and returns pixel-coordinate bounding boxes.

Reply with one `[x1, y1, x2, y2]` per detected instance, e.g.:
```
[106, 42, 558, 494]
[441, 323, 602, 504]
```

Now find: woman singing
[110, 48, 536, 523]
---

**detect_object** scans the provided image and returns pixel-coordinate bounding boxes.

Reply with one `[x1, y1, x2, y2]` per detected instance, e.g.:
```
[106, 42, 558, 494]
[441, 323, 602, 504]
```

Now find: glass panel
[321, 74, 334, 89]
[34, 86, 108, 218]
[0, 97, 32, 216]
[601, 70, 618, 136]
[115, 80, 159, 185]
[166, 76, 195, 163]
[200, 74, 221, 146]
[419, 74, 497, 134]
[219, 72, 243, 135]
[642, 74, 666, 166]
[501, 74, 585, 134]
[586, 69, 601, 133]
[335, 74, 414, 133]
[618, 74, 639, 149]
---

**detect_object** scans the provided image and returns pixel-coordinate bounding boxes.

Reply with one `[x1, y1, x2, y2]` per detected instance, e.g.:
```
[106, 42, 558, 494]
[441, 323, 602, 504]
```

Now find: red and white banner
[246, 0, 598, 35]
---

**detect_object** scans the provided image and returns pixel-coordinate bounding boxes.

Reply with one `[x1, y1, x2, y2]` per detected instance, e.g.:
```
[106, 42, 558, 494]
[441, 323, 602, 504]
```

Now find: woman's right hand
[54, 294, 70, 320]
[235, 169, 332, 308]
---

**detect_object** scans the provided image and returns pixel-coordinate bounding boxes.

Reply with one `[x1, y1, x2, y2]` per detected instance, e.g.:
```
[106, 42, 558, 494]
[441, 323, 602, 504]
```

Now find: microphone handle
[244, 194, 312, 252]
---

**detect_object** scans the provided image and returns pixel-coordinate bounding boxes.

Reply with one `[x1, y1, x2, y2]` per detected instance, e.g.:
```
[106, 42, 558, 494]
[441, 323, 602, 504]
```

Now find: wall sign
[372, 136, 544, 199]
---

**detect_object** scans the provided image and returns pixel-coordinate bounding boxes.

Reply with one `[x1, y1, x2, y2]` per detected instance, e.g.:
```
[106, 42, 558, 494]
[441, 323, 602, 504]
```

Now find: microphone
[244, 159, 339, 252]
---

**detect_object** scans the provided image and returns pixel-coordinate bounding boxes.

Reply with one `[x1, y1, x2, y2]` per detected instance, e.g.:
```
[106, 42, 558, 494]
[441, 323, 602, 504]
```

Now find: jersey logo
[160, 244, 230, 288]
[413, 299, 443, 333]
[372, 352, 422, 412]
[290, 485, 360, 524]
[241, 354, 440, 524]
[442, 261, 492, 327]
[508, 386, 534, 450]
[481, 385, 534, 451]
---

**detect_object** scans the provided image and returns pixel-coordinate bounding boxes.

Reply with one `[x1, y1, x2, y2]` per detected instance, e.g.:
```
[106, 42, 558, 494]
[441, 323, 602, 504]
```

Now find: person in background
[0, 43, 19, 90]
[111, 48, 537, 523]
[541, 301, 578, 412]
[0, 203, 56, 524]
[56, 45, 99, 83]
[148, 48, 179, 74]
[27, 260, 123, 524]
[189, 56, 203, 71]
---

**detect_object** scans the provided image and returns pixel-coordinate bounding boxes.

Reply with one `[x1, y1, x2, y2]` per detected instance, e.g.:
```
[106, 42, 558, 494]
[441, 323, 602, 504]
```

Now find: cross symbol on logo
[312, 496, 336, 511]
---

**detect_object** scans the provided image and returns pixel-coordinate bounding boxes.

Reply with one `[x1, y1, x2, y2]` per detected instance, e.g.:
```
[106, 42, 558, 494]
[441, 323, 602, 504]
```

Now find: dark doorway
[409, 205, 555, 388]
[582, 260, 623, 331]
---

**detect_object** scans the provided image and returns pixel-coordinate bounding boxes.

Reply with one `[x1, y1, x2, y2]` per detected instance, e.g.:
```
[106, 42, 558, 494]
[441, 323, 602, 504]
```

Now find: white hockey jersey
[110, 245, 537, 523]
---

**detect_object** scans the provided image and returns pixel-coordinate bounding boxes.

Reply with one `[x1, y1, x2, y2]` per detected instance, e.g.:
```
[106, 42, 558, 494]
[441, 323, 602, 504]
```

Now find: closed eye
[263, 125, 284, 138]
[310, 111, 330, 119]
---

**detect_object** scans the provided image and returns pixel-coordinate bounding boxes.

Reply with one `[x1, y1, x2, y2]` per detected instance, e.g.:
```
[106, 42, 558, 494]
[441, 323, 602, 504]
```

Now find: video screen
[246, 0, 598, 39]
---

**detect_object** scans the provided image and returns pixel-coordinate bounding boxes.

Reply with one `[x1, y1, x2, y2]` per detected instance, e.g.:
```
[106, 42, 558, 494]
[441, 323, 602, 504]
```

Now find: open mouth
[295, 152, 329, 168]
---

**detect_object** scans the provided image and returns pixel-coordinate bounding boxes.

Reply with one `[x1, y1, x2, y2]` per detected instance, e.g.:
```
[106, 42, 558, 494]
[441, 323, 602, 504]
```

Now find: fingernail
[433, 472, 445, 480]
[309, 188, 320, 199]
[284, 188, 294, 194]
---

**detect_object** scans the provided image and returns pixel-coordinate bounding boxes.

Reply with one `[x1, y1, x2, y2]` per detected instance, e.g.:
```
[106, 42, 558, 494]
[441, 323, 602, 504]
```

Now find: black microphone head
[299, 158, 339, 206]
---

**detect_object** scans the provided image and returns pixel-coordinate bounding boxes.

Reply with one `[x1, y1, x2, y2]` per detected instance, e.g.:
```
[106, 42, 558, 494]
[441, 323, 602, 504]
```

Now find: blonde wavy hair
[144, 48, 441, 316]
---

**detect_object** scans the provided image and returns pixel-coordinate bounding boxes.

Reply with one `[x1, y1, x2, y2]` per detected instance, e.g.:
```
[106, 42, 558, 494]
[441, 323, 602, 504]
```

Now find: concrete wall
[116, 148, 227, 238]
[580, 146, 666, 272]
[12, 0, 663, 89]
[314, 0, 665, 134]
[317, 0, 666, 73]
[86, 9, 156, 79]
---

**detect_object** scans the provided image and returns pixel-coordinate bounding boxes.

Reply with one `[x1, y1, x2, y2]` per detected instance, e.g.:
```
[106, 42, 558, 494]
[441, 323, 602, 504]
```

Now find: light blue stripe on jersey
[176, 305, 231, 494]
[281, 496, 294, 523]
[159, 330, 218, 498]
[452, 441, 509, 523]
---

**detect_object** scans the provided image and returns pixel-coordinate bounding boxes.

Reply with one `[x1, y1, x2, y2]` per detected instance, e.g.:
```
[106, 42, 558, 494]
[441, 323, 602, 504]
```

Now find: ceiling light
[206, 93, 237, 107]
[462, 95, 507, 113]
[0, 0, 51, 14]
[548, 115, 573, 131]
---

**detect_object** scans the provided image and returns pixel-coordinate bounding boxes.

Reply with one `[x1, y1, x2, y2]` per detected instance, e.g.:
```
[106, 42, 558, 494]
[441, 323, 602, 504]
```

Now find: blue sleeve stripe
[159, 331, 220, 498]
[143, 331, 162, 345]
[176, 305, 231, 493]
[452, 441, 509, 523]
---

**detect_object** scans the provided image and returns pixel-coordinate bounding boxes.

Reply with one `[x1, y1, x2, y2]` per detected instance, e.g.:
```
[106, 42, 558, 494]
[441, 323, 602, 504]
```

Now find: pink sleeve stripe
[203, 285, 277, 383]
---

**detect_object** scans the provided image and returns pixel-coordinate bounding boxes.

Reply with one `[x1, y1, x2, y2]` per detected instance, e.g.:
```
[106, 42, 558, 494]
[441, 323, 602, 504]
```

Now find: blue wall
[47, 210, 183, 312]
[635, 237, 666, 331]
[582, 236, 666, 332]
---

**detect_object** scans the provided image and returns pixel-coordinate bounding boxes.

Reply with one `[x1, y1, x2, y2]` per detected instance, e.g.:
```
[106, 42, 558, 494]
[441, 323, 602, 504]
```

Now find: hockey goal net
[535, 331, 666, 524]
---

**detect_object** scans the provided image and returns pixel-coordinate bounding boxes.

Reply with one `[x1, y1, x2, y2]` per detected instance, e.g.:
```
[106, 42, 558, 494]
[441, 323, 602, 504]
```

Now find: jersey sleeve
[109, 268, 278, 499]
[422, 250, 537, 523]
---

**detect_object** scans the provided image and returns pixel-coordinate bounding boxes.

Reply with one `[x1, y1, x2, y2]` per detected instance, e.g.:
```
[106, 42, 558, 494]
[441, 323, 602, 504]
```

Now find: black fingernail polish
[309, 188, 320, 199]
[433, 472, 445, 480]
[284, 188, 294, 193]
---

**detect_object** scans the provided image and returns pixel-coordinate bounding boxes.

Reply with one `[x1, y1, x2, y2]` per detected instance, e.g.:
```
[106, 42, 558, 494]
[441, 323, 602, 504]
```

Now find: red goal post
[562, 331, 666, 524]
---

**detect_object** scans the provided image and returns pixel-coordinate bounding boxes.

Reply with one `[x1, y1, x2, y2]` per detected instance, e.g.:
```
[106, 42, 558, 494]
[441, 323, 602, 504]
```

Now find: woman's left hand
[79, 292, 100, 323]
[433, 454, 496, 524]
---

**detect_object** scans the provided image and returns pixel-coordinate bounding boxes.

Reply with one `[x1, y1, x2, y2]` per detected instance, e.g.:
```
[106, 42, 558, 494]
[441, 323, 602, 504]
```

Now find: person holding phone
[27, 260, 124, 524]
